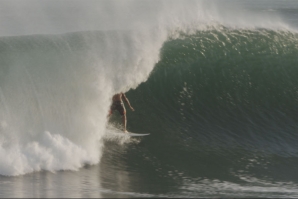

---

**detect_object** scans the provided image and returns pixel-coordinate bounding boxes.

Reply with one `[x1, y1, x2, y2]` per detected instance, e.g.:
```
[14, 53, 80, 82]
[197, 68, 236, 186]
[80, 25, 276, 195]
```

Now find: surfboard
[111, 131, 150, 137]
[126, 132, 150, 136]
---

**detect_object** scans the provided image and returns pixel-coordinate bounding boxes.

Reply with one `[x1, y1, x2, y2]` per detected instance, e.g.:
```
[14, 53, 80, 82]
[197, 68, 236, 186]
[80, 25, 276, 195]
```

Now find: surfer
[108, 93, 134, 132]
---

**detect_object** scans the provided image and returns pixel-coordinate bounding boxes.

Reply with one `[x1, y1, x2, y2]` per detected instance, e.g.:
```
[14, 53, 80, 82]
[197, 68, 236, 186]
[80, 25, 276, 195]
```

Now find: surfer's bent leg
[116, 102, 127, 132]
[122, 114, 127, 132]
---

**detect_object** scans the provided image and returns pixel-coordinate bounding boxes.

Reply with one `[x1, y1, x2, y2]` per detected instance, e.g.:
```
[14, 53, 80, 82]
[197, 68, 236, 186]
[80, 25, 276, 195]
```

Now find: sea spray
[0, 29, 166, 176]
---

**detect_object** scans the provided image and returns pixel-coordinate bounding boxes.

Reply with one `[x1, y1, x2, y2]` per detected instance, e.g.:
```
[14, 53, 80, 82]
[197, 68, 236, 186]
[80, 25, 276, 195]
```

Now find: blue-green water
[1, 0, 298, 197]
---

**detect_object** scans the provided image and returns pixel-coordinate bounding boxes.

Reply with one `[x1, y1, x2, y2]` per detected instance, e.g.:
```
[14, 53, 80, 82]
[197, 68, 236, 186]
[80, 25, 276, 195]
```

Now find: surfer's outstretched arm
[122, 93, 134, 111]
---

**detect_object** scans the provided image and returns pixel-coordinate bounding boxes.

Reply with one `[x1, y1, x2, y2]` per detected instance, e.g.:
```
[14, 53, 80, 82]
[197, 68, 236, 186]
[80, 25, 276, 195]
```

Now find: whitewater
[0, 0, 298, 197]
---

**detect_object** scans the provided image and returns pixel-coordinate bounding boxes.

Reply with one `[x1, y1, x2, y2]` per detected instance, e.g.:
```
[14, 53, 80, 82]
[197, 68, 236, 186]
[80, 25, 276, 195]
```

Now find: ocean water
[0, 0, 298, 197]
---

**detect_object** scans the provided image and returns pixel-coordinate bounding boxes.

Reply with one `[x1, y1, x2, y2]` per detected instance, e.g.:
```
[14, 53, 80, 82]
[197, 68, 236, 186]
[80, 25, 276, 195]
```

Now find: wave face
[126, 28, 298, 185]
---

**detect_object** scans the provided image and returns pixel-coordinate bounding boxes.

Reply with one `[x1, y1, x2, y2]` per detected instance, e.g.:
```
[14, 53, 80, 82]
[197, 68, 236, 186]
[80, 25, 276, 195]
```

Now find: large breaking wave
[0, 0, 297, 177]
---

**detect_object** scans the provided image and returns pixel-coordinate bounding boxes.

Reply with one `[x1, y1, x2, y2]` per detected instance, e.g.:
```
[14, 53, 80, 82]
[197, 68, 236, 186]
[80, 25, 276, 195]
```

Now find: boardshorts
[110, 101, 126, 116]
